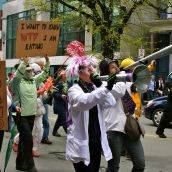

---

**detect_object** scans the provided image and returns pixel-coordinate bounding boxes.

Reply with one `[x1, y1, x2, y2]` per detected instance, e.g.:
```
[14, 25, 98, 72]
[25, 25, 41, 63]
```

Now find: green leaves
[25, 0, 171, 59]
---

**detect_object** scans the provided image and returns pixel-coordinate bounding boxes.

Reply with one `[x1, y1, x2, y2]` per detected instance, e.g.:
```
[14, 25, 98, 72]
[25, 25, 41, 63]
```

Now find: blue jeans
[107, 131, 145, 172]
[42, 104, 50, 140]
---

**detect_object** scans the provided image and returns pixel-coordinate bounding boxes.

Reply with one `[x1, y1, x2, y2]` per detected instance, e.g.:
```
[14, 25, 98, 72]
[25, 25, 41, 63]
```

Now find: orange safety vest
[131, 92, 141, 119]
[131, 62, 154, 118]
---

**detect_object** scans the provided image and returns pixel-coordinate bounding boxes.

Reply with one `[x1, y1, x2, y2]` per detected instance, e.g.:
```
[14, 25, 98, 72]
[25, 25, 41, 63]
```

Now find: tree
[25, 0, 171, 59]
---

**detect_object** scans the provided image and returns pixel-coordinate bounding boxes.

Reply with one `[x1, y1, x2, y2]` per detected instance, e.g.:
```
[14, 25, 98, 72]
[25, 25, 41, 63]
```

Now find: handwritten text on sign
[16, 20, 60, 58]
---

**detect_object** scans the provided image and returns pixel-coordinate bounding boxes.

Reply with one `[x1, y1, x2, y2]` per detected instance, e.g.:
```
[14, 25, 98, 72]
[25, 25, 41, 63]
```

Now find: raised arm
[10, 56, 30, 86]
[68, 85, 115, 111]
[110, 82, 127, 99]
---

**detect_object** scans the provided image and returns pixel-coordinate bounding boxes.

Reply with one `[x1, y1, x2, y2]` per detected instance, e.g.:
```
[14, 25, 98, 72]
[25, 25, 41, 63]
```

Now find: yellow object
[148, 60, 156, 72]
[131, 92, 141, 118]
[148, 64, 153, 72]
[120, 58, 155, 118]
[120, 58, 135, 68]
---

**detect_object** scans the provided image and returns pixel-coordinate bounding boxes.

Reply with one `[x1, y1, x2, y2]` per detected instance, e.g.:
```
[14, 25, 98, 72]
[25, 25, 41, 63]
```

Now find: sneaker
[41, 139, 52, 145]
[52, 131, 61, 137]
[156, 132, 167, 138]
[13, 143, 18, 152]
[32, 150, 40, 158]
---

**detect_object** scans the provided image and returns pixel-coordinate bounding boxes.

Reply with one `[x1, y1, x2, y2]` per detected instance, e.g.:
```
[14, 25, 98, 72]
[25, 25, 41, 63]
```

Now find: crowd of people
[147, 74, 166, 100]
[0, 43, 172, 172]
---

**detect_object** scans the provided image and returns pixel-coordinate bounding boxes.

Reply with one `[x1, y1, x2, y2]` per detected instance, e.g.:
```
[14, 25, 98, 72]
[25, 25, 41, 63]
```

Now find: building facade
[2, 0, 172, 79]
[145, 1, 172, 79]
[120, 1, 172, 80]
[2, 0, 92, 71]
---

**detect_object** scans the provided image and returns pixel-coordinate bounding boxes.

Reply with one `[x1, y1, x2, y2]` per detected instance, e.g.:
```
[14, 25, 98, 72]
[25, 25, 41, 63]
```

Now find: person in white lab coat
[66, 55, 116, 172]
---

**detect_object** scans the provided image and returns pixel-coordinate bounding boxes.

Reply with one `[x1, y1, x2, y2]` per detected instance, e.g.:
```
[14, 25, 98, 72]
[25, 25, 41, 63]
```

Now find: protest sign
[0, 61, 8, 130]
[16, 20, 60, 58]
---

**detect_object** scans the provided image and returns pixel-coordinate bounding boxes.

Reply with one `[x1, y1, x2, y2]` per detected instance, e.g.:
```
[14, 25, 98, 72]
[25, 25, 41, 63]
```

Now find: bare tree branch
[82, 0, 102, 25]
[122, 0, 147, 29]
[96, 0, 106, 13]
[109, 0, 114, 14]
[145, 1, 160, 11]
[71, 0, 102, 25]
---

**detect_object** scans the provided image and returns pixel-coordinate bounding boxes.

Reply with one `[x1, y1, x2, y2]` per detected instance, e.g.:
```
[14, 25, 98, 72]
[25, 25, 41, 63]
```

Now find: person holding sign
[10, 55, 50, 172]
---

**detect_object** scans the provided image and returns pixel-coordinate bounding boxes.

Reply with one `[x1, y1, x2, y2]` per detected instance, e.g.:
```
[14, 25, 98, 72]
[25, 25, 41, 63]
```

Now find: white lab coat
[66, 84, 116, 166]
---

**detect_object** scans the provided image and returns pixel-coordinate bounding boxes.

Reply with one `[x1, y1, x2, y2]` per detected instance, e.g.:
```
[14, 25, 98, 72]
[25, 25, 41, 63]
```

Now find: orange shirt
[131, 92, 141, 119]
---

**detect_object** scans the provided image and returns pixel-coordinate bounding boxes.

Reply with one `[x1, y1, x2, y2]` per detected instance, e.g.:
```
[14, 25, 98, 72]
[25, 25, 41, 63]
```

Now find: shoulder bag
[121, 90, 145, 141]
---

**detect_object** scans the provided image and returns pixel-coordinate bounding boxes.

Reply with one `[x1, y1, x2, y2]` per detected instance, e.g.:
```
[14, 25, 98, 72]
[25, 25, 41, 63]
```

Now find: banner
[16, 20, 60, 58]
[0, 61, 8, 130]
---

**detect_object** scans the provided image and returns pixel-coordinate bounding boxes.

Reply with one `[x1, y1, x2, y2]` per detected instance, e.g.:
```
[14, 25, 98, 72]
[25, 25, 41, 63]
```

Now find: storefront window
[51, 3, 85, 55]
[6, 9, 36, 59]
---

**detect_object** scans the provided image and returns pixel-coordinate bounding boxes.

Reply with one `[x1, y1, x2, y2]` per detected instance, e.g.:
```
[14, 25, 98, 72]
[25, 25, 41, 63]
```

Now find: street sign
[138, 48, 145, 58]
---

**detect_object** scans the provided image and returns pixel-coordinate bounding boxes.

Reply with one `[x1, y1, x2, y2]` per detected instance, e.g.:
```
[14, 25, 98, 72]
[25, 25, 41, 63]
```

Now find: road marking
[145, 134, 159, 138]
[145, 134, 172, 140]
[49, 116, 172, 140]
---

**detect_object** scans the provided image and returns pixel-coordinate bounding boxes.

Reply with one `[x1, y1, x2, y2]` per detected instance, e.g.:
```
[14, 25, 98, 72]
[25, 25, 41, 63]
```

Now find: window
[57, 24, 85, 55]
[6, 9, 36, 59]
[160, 0, 167, 19]
[51, 3, 85, 56]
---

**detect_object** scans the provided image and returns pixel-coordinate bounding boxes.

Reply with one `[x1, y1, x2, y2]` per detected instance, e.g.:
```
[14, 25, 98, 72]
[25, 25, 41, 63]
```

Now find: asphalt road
[1, 106, 172, 172]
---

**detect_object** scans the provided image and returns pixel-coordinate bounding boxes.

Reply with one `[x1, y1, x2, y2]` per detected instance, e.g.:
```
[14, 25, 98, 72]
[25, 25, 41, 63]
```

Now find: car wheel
[152, 108, 164, 127]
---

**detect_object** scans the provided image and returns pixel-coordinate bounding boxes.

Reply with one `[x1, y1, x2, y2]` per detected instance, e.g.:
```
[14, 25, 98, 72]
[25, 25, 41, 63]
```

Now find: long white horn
[124, 44, 172, 70]
[99, 65, 151, 93]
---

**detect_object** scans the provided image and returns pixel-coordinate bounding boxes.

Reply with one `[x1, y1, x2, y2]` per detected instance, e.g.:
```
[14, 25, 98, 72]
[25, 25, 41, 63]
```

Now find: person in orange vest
[120, 58, 155, 119]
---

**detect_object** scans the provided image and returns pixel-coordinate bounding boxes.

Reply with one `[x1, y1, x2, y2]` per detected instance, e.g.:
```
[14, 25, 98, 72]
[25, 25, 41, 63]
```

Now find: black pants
[13, 115, 35, 171]
[0, 130, 4, 152]
[156, 108, 172, 134]
[73, 142, 101, 172]
[53, 111, 67, 133]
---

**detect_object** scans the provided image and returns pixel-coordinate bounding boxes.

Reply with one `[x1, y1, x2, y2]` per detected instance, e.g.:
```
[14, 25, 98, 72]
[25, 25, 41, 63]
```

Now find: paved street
[1, 107, 172, 172]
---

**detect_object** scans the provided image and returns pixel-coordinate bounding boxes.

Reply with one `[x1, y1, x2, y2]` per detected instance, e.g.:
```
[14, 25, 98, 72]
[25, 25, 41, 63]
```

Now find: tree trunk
[100, 28, 119, 59]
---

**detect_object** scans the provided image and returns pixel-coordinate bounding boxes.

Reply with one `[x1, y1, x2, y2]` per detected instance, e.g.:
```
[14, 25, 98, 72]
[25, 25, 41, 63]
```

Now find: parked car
[144, 96, 168, 126]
